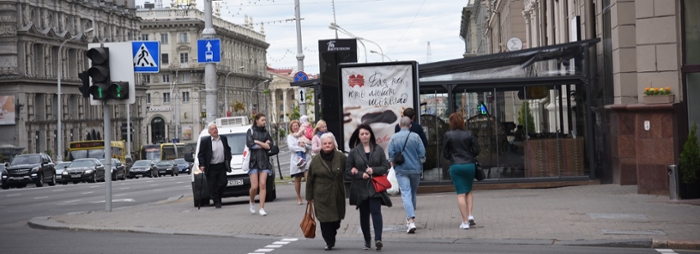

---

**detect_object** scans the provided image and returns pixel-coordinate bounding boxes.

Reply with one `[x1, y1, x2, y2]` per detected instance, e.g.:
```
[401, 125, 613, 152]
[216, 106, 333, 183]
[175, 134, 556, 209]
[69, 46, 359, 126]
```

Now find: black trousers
[319, 220, 341, 247]
[359, 197, 383, 243]
[206, 163, 227, 205]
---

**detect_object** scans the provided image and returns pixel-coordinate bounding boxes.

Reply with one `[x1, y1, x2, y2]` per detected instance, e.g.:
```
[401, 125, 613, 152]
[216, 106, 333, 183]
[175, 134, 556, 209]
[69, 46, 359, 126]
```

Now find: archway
[151, 116, 165, 144]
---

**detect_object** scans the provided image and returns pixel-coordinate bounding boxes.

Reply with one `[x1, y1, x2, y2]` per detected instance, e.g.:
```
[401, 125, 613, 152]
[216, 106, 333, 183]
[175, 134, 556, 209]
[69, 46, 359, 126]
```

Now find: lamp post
[370, 50, 391, 62]
[249, 80, 270, 117]
[56, 34, 81, 162]
[328, 23, 367, 63]
[224, 66, 244, 116]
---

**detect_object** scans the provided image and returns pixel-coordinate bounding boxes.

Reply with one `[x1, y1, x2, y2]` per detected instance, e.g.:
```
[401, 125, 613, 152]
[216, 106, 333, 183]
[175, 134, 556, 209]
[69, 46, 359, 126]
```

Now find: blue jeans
[396, 173, 421, 220]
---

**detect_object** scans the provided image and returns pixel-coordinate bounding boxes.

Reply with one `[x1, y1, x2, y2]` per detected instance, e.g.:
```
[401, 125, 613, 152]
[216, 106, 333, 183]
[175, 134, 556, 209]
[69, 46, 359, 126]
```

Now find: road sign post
[132, 41, 160, 73]
[197, 39, 221, 63]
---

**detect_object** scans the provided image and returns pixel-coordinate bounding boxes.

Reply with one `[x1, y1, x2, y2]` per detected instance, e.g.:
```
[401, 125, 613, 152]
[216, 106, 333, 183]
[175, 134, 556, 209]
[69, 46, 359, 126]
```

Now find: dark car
[62, 158, 105, 184]
[2, 153, 57, 189]
[173, 158, 191, 175]
[99, 158, 127, 181]
[54, 161, 71, 184]
[0, 162, 8, 189]
[155, 160, 178, 177]
[128, 160, 157, 178]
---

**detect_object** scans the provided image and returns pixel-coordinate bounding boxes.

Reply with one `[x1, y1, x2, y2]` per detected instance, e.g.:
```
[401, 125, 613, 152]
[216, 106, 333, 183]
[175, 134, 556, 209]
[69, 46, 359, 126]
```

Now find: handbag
[474, 160, 485, 181]
[267, 144, 280, 156]
[393, 133, 411, 165]
[386, 167, 400, 195]
[371, 175, 392, 193]
[241, 145, 251, 172]
[300, 202, 316, 238]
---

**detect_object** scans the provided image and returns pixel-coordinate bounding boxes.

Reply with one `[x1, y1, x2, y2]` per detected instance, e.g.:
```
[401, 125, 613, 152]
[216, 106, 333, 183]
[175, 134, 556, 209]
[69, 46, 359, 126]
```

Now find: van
[185, 116, 277, 207]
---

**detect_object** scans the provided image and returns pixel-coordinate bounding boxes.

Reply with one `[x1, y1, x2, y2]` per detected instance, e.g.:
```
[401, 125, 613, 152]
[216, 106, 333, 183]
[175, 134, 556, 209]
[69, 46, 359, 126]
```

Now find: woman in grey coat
[306, 133, 346, 251]
[346, 124, 392, 250]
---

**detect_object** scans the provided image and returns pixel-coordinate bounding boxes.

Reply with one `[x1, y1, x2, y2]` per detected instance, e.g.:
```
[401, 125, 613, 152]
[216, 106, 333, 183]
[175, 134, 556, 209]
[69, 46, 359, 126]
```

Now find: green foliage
[681, 123, 700, 184]
[232, 101, 245, 113]
[0, 153, 4, 162]
[287, 105, 301, 121]
[44, 149, 53, 158]
[517, 101, 536, 134]
[279, 128, 286, 137]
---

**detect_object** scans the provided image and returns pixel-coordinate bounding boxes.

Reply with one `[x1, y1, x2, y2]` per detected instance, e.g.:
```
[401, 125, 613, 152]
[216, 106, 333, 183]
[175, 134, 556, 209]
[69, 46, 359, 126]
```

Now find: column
[282, 89, 289, 122]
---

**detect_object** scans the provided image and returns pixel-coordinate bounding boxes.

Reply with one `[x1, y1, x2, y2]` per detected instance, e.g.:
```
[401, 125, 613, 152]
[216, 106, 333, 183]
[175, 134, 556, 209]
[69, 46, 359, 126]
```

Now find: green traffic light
[115, 86, 122, 98]
[98, 87, 103, 98]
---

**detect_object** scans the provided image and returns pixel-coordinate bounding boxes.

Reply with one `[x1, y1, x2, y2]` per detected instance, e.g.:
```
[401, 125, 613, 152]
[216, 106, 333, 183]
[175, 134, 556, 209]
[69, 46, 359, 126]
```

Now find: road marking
[114, 193, 126, 197]
[264, 245, 282, 248]
[90, 185, 101, 188]
[146, 180, 154, 183]
[91, 198, 135, 204]
[7, 194, 21, 197]
[272, 241, 291, 245]
[656, 249, 678, 254]
[120, 187, 130, 190]
[34, 196, 48, 199]
[176, 182, 184, 184]
[52, 189, 65, 192]
[152, 189, 162, 192]
[253, 250, 273, 253]
[82, 191, 94, 195]
[60, 199, 81, 205]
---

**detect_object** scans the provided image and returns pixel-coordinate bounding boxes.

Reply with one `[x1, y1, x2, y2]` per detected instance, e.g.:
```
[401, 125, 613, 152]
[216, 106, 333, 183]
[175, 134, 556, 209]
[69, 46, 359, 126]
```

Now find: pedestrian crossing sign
[132, 41, 160, 73]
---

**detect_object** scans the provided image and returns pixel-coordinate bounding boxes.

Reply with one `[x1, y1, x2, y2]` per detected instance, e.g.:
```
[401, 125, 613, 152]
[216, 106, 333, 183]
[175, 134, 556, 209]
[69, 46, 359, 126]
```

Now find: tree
[232, 101, 245, 114]
[517, 101, 536, 134]
[681, 123, 700, 184]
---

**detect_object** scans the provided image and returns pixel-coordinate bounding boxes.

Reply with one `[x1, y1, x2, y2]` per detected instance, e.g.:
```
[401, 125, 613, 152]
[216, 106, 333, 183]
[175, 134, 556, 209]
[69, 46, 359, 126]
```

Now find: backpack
[305, 125, 313, 140]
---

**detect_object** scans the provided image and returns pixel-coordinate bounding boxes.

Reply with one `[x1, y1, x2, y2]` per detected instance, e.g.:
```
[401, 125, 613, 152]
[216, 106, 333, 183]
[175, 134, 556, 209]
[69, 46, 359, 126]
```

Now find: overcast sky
[136, 0, 470, 74]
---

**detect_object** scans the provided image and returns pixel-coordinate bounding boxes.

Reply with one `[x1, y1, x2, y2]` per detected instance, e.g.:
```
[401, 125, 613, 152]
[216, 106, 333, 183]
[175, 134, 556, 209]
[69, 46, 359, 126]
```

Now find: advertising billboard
[0, 95, 15, 125]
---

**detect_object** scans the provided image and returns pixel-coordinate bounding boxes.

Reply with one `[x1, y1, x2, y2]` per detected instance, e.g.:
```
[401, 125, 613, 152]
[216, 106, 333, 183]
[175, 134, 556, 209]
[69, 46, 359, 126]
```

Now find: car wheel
[1, 184, 8, 190]
[62, 181, 68, 185]
[48, 173, 56, 186]
[91, 173, 97, 183]
[112, 173, 117, 181]
[171, 171, 174, 177]
[35, 174, 44, 187]
[17, 183, 26, 188]
[73, 181, 79, 184]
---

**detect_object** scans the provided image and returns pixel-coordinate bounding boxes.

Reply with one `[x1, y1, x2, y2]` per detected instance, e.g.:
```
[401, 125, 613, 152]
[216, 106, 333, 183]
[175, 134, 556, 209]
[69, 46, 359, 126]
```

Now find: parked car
[54, 161, 71, 184]
[62, 158, 105, 184]
[155, 160, 178, 177]
[1, 153, 56, 189]
[0, 162, 8, 189]
[99, 158, 127, 181]
[128, 160, 157, 178]
[174, 158, 191, 175]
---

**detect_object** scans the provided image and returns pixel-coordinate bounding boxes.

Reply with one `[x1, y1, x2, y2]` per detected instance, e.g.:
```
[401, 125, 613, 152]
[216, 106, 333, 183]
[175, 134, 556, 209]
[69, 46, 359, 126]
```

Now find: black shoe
[324, 246, 333, 251]
[215, 203, 222, 208]
[375, 240, 383, 250]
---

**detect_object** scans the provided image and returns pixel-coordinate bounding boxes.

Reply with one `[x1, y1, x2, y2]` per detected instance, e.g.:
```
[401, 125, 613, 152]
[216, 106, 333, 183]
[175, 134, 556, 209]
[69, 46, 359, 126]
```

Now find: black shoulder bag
[393, 133, 411, 165]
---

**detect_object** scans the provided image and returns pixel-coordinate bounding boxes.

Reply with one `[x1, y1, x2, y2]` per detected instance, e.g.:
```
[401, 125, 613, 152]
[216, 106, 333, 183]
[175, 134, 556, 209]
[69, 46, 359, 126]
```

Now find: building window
[160, 33, 168, 44]
[162, 53, 169, 64]
[279, 94, 283, 100]
[180, 53, 188, 63]
[163, 93, 170, 103]
[291, 94, 295, 100]
[141, 34, 149, 40]
[162, 74, 170, 83]
[182, 73, 189, 83]
[179, 33, 188, 43]
[182, 92, 190, 102]
[147, 93, 151, 104]
[279, 105, 283, 111]
[143, 75, 150, 83]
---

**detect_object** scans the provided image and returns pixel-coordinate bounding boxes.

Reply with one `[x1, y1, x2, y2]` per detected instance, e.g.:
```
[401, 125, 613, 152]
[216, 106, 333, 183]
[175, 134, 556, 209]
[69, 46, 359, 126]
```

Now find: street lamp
[328, 23, 367, 63]
[224, 66, 245, 116]
[370, 50, 392, 62]
[249, 80, 270, 117]
[56, 33, 82, 162]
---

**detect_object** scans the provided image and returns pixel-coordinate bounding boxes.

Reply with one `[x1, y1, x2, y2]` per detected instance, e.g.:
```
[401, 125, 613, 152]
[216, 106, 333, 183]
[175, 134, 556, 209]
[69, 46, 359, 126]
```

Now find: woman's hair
[449, 112, 466, 130]
[313, 120, 327, 136]
[289, 120, 300, 133]
[253, 113, 266, 126]
[319, 132, 338, 150]
[348, 124, 376, 149]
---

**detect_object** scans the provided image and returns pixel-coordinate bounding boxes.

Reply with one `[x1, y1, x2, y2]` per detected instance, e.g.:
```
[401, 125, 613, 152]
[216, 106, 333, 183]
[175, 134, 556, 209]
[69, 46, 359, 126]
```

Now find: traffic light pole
[103, 103, 113, 212]
[295, 0, 306, 116]
[126, 104, 131, 159]
[203, 0, 217, 124]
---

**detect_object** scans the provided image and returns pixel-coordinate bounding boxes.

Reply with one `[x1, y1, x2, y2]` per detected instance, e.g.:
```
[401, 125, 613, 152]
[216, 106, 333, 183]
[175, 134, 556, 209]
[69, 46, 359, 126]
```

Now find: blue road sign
[293, 71, 308, 82]
[132, 41, 160, 73]
[197, 39, 221, 63]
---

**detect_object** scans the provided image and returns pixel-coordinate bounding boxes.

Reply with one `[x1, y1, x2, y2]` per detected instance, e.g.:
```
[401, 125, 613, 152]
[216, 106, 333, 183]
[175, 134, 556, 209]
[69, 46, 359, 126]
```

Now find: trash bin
[668, 164, 679, 200]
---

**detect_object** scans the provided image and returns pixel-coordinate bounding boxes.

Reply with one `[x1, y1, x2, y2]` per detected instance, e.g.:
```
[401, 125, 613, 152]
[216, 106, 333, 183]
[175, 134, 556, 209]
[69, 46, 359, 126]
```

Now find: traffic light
[86, 47, 111, 100]
[108, 81, 129, 100]
[78, 71, 90, 98]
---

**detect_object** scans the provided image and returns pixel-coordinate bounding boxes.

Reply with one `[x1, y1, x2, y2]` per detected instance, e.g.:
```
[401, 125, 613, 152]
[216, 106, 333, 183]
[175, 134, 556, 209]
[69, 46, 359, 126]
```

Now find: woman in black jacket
[345, 124, 392, 250]
[443, 113, 480, 230]
[246, 113, 273, 216]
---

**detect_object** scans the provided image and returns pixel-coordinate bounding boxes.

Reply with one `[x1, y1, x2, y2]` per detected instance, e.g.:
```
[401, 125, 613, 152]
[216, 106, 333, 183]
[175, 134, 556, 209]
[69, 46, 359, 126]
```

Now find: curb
[652, 239, 700, 250]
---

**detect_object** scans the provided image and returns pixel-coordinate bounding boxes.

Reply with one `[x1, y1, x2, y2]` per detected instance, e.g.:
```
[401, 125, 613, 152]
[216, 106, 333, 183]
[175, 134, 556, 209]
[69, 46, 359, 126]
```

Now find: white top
[287, 134, 309, 175]
[210, 136, 225, 164]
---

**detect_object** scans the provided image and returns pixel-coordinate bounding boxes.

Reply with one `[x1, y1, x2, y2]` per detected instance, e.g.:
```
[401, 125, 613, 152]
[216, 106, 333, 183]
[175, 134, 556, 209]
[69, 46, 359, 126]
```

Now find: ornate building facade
[0, 0, 143, 161]
[136, 6, 269, 144]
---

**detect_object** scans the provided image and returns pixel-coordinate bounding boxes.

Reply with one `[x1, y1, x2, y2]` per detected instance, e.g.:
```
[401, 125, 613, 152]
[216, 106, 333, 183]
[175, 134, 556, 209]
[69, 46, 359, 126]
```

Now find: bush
[680, 123, 700, 184]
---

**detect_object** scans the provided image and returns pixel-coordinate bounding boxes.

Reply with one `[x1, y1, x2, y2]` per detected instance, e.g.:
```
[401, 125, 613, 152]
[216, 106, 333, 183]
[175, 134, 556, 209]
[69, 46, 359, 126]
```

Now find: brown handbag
[300, 202, 316, 238]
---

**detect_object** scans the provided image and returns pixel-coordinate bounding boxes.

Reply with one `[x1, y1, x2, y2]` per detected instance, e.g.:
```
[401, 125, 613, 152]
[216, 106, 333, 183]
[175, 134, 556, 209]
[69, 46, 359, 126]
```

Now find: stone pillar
[282, 89, 289, 122]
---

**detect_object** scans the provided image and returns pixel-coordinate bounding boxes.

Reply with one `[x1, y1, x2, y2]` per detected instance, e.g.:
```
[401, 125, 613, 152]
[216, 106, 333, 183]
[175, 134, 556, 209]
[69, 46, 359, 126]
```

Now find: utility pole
[294, 0, 306, 115]
[203, 0, 217, 124]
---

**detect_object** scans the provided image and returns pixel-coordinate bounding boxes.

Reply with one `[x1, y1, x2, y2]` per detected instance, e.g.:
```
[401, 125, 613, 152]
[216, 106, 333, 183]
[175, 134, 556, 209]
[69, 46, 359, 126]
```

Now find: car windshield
[174, 159, 186, 164]
[133, 161, 151, 166]
[99, 159, 119, 165]
[11, 156, 41, 165]
[222, 133, 247, 155]
[70, 160, 96, 167]
[156, 161, 171, 166]
[56, 162, 71, 169]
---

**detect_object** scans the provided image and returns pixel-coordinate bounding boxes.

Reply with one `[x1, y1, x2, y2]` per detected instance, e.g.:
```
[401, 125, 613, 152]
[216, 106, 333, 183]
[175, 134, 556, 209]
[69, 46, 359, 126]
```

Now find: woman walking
[287, 120, 309, 205]
[246, 113, 274, 216]
[442, 113, 480, 229]
[311, 120, 329, 156]
[306, 133, 346, 250]
[346, 124, 392, 250]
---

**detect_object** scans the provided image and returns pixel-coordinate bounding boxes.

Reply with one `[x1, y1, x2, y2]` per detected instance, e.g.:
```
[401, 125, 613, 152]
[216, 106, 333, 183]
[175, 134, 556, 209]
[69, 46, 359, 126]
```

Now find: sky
[136, 0, 470, 75]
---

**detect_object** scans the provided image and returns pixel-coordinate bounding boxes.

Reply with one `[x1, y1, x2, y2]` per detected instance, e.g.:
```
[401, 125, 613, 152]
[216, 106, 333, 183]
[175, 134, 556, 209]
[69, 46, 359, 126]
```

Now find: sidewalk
[30, 184, 700, 249]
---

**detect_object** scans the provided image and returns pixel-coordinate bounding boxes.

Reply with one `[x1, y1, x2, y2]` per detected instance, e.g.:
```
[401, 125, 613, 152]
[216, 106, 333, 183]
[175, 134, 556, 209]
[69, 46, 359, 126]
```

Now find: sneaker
[249, 203, 256, 214]
[460, 222, 470, 229]
[468, 215, 476, 226]
[259, 208, 267, 216]
[363, 244, 370, 250]
[375, 240, 383, 250]
[297, 158, 306, 167]
[406, 221, 416, 234]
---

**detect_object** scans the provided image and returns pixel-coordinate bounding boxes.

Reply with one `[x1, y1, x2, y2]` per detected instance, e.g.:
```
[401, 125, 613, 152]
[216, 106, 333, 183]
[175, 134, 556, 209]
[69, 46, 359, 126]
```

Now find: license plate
[159, 170, 166, 173]
[227, 179, 243, 186]
[10, 177, 24, 180]
[56, 175, 62, 179]
[71, 175, 82, 178]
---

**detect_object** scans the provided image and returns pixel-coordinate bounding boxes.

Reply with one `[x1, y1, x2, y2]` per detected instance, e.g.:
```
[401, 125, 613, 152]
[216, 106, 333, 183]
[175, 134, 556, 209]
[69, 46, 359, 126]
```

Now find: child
[294, 115, 313, 167]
